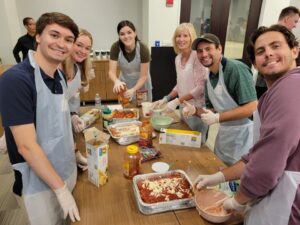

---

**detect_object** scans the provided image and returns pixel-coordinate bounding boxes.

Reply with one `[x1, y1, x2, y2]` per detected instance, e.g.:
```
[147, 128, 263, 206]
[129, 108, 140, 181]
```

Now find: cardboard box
[159, 128, 201, 148]
[80, 108, 100, 128]
[84, 127, 110, 187]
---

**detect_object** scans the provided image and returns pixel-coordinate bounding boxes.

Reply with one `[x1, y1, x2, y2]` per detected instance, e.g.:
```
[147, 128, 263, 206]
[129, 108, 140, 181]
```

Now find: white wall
[1, 0, 142, 64]
[0, 0, 21, 64]
[146, 0, 181, 48]
[258, 0, 290, 26]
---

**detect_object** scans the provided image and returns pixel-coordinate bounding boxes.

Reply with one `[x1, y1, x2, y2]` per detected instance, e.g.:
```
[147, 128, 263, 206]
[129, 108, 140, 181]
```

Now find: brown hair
[246, 24, 299, 64]
[62, 29, 94, 89]
[23, 17, 33, 26]
[278, 6, 300, 21]
[36, 12, 79, 38]
[117, 20, 139, 53]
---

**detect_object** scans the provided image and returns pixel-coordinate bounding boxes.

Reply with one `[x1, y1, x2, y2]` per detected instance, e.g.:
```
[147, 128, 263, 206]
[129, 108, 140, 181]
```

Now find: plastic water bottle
[95, 93, 101, 111]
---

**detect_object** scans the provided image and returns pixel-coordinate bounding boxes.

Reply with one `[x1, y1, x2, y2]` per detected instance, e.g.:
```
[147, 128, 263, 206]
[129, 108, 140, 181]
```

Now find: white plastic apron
[176, 52, 208, 143]
[67, 64, 81, 114]
[118, 42, 152, 101]
[12, 50, 77, 225]
[207, 61, 253, 165]
[245, 109, 300, 225]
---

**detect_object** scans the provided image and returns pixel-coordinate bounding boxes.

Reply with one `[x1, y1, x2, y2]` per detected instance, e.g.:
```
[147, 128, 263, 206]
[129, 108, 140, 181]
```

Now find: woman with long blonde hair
[153, 23, 208, 143]
[61, 28, 95, 170]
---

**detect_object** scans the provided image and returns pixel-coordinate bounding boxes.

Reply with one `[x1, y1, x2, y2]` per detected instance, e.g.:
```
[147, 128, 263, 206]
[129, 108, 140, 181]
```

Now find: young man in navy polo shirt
[0, 12, 81, 224]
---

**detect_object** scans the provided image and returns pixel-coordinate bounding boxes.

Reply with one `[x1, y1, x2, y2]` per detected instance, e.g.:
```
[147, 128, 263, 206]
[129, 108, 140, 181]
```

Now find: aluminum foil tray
[107, 121, 142, 145]
[133, 170, 195, 215]
[111, 108, 139, 124]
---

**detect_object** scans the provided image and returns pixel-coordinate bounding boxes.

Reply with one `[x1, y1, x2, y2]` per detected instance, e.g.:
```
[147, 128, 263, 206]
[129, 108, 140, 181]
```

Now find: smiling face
[175, 29, 192, 52]
[253, 31, 298, 82]
[35, 23, 75, 65]
[119, 26, 137, 50]
[71, 35, 92, 63]
[196, 42, 222, 71]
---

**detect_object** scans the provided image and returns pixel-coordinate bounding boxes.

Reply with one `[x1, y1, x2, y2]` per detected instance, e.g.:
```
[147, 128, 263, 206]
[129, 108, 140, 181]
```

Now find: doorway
[180, 0, 263, 65]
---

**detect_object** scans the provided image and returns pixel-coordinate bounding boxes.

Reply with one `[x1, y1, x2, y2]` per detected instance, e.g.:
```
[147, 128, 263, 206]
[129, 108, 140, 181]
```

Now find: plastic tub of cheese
[195, 188, 232, 223]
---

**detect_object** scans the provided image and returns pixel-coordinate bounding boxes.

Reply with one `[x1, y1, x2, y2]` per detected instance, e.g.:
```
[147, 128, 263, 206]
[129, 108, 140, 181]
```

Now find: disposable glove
[165, 98, 180, 113]
[54, 183, 80, 222]
[151, 97, 168, 110]
[113, 79, 126, 93]
[223, 197, 246, 212]
[124, 88, 135, 99]
[182, 100, 196, 118]
[75, 151, 88, 171]
[201, 108, 219, 125]
[71, 115, 85, 133]
[194, 171, 225, 190]
[0, 134, 7, 154]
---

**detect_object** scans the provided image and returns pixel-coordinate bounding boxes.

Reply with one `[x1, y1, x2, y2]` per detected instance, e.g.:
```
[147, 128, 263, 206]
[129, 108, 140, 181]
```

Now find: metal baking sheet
[133, 170, 195, 215]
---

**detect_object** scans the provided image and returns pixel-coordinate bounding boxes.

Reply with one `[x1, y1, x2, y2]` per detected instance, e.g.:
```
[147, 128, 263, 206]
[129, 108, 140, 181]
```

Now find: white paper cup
[141, 102, 152, 118]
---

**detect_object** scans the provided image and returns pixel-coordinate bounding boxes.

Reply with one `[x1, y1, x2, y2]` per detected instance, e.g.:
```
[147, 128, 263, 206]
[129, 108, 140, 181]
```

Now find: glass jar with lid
[118, 84, 131, 107]
[123, 145, 141, 179]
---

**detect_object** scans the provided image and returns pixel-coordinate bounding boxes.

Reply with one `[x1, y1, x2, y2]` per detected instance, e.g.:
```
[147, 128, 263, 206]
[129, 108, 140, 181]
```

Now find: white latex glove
[194, 171, 225, 190]
[0, 134, 7, 154]
[201, 108, 219, 125]
[113, 79, 126, 93]
[182, 100, 196, 118]
[223, 197, 246, 212]
[76, 151, 88, 171]
[124, 88, 135, 99]
[165, 98, 180, 113]
[151, 97, 168, 110]
[54, 183, 80, 222]
[71, 115, 85, 133]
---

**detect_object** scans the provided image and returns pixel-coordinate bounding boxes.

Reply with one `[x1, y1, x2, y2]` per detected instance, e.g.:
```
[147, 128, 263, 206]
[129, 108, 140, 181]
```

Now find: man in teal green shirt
[183, 33, 257, 165]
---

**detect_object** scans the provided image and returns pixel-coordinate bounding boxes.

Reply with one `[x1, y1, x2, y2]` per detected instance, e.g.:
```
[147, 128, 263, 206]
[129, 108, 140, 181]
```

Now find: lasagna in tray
[136, 172, 193, 204]
[112, 109, 137, 119]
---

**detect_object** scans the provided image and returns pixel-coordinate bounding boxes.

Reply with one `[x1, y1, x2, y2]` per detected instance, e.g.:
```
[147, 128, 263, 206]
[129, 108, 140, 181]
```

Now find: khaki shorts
[14, 194, 30, 225]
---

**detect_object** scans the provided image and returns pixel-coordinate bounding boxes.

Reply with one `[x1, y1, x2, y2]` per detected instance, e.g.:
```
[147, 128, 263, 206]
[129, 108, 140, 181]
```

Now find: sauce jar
[139, 118, 153, 147]
[118, 84, 131, 107]
[123, 145, 141, 179]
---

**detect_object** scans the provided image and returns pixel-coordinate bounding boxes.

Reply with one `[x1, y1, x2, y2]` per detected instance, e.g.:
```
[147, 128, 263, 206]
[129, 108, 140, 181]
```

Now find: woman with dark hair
[108, 20, 152, 102]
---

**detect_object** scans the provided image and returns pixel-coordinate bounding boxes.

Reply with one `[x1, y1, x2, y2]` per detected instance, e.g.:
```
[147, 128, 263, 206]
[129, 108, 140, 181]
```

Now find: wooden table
[73, 107, 243, 225]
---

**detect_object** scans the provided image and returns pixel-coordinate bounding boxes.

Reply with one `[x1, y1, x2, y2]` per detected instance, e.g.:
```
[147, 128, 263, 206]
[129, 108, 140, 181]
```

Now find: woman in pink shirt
[154, 23, 208, 143]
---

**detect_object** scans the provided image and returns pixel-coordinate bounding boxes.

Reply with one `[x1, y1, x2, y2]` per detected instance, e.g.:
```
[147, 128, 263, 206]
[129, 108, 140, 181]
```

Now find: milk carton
[84, 127, 110, 187]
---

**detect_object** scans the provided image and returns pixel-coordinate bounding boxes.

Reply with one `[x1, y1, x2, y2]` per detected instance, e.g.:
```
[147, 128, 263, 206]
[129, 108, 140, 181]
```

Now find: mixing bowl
[195, 188, 232, 223]
[151, 115, 173, 131]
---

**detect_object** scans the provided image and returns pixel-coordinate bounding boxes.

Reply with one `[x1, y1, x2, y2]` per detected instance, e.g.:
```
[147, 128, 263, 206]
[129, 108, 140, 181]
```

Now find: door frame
[180, 0, 263, 66]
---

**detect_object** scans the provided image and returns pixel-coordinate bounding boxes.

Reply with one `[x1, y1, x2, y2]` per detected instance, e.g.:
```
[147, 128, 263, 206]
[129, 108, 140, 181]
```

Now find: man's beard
[201, 57, 214, 68]
[261, 71, 285, 82]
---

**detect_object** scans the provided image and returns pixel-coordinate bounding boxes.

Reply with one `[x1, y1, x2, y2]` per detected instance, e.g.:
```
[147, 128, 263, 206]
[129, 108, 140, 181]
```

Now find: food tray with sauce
[132, 170, 195, 214]
[107, 121, 156, 145]
[111, 108, 139, 123]
[107, 121, 142, 145]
